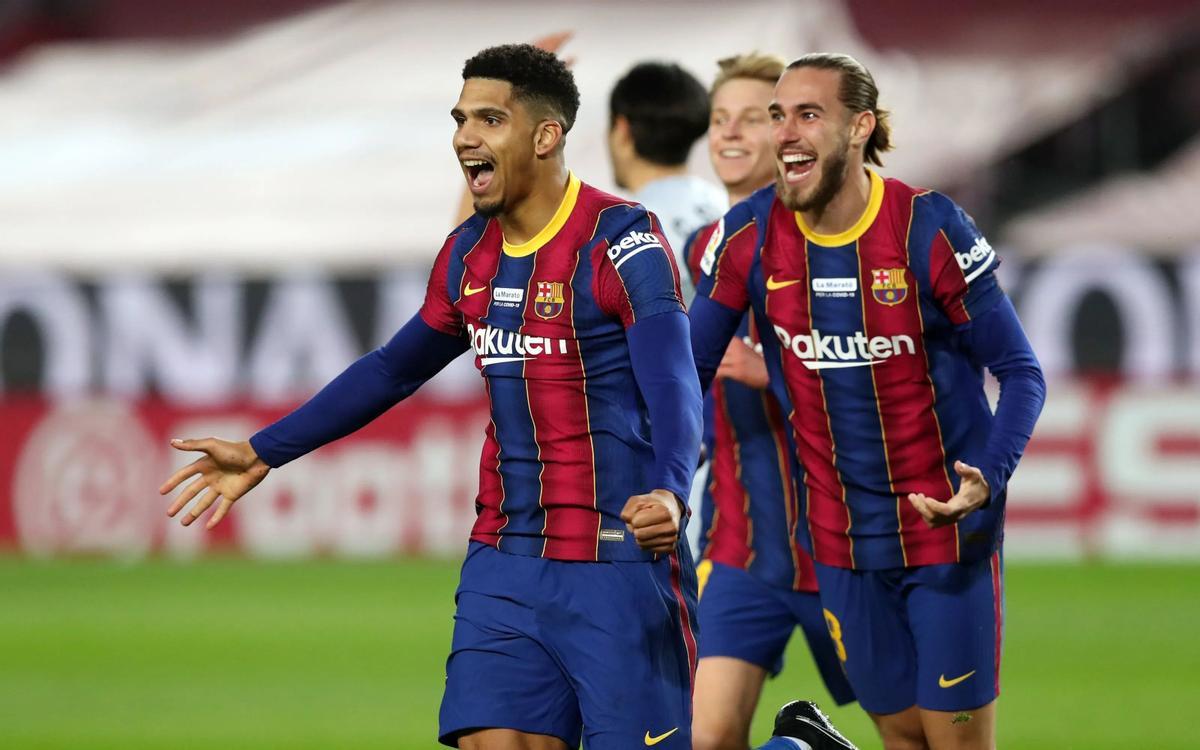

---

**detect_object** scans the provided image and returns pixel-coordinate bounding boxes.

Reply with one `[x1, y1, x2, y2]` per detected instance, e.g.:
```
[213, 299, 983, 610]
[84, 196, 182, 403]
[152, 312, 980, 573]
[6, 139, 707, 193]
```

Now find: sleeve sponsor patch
[606, 230, 665, 270]
[955, 236, 997, 284]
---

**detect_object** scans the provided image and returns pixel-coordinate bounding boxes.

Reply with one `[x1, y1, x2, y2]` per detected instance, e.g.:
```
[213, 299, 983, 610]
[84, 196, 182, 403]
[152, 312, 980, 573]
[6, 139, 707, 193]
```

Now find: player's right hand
[158, 438, 270, 529]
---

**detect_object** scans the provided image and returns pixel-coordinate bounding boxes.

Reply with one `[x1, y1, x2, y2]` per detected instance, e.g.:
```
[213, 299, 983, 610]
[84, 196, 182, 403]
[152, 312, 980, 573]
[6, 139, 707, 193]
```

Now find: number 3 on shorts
[823, 608, 848, 662]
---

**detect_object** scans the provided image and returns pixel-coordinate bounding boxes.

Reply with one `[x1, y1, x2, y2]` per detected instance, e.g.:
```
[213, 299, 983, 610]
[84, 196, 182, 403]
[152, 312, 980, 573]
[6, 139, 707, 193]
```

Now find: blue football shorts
[696, 560, 855, 706]
[813, 550, 1004, 714]
[438, 541, 699, 749]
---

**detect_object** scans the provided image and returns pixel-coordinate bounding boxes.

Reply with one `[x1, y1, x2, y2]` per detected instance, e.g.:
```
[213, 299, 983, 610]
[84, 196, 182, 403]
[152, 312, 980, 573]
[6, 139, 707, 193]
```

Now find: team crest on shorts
[871, 268, 908, 306]
[534, 281, 565, 319]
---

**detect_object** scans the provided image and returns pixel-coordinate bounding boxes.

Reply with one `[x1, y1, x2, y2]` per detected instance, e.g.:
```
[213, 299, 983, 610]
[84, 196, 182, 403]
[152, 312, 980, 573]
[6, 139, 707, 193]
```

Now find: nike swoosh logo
[939, 670, 976, 688]
[766, 275, 802, 291]
[802, 359, 885, 371]
[463, 283, 486, 296]
[644, 728, 678, 746]
[480, 356, 530, 366]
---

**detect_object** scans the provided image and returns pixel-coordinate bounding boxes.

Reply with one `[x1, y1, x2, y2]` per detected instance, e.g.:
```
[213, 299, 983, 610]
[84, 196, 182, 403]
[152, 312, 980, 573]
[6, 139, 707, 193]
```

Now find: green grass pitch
[1, 558, 1196, 749]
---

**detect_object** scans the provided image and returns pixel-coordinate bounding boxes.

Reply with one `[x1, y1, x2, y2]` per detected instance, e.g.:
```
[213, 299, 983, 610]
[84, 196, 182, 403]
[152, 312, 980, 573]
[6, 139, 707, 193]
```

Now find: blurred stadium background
[0, 0, 1198, 747]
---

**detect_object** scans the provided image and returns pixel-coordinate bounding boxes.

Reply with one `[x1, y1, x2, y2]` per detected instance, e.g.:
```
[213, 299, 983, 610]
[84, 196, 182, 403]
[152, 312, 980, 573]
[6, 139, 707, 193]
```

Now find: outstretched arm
[159, 313, 468, 527]
[249, 313, 467, 466]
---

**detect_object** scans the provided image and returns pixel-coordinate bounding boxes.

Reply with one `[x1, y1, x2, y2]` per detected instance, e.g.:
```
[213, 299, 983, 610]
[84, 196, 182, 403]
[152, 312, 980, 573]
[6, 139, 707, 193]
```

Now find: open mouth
[780, 152, 816, 183]
[718, 148, 750, 159]
[462, 157, 495, 194]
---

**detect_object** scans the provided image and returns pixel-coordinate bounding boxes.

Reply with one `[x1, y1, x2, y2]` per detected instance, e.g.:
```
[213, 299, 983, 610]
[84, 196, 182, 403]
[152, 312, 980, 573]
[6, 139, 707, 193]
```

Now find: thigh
[784, 589, 857, 706]
[548, 546, 697, 750]
[906, 551, 1003, 714]
[457, 728, 572, 750]
[813, 562, 917, 715]
[438, 545, 582, 748]
[692, 656, 768, 750]
[697, 561, 795, 675]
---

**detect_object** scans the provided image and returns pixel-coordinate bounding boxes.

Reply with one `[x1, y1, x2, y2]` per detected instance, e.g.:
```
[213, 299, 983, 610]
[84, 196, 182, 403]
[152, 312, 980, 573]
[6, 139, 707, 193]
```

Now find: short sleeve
[694, 204, 758, 314]
[417, 233, 466, 336]
[595, 208, 685, 328]
[682, 221, 718, 290]
[928, 194, 1004, 327]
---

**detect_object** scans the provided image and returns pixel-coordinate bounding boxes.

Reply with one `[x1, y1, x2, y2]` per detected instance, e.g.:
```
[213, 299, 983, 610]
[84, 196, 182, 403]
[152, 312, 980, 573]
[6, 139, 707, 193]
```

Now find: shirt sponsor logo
[955, 236, 996, 284]
[871, 267, 908, 306]
[467, 322, 568, 366]
[773, 325, 915, 370]
[813, 277, 857, 298]
[607, 230, 664, 270]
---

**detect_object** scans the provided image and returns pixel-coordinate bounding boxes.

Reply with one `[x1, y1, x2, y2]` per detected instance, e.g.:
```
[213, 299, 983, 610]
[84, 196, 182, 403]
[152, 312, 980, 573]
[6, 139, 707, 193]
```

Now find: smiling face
[451, 78, 542, 217]
[708, 77, 777, 197]
[769, 66, 863, 214]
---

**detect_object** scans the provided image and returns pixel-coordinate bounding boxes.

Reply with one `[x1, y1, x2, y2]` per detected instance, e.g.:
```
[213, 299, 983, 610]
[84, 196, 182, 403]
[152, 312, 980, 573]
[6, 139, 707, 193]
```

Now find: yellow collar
[795, 169, 884, 247]
[502, 172, 581, 257]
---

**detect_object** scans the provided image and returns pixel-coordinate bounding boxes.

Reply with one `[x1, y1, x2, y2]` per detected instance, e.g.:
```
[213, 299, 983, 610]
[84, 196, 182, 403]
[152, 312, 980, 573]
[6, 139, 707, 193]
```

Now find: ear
[534, 119, 565, 157]
[849, 110, 876, 150]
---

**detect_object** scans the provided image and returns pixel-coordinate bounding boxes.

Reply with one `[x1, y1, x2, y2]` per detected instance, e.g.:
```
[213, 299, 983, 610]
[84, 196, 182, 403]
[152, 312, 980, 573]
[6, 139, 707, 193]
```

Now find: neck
[622, 159, 688, 194]
[499, 163, 570, 245]
[727, 177, 775, 206]
[799, 165, 871, 235]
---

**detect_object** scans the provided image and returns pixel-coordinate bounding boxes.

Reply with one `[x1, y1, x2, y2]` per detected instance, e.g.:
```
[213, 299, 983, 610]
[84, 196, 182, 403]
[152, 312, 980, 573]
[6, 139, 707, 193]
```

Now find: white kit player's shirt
[633, 175, 726, 305]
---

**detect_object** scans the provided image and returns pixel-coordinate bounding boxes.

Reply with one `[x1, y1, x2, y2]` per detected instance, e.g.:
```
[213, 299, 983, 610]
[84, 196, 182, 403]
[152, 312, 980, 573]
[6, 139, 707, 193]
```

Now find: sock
[755, 738, 813, 750]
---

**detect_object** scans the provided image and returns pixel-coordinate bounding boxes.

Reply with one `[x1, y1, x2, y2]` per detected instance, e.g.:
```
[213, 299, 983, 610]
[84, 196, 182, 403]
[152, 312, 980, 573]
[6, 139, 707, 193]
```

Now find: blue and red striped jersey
[420, 173, 686, 562]
[684, 221, 817, 592]
[697, 171, 1008, 570]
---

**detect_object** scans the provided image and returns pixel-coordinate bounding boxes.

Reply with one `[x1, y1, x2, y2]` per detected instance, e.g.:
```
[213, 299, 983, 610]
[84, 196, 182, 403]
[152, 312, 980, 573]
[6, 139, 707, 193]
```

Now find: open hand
[907, 460, 990, 529]
[619, 489, 683, 554]
[158, 438, 270, 529]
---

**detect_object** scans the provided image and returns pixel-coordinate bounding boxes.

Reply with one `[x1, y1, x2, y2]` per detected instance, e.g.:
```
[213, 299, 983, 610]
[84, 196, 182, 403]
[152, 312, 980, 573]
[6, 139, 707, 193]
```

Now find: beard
[776, 136, 850, 215]
[473, 195, 504, 218]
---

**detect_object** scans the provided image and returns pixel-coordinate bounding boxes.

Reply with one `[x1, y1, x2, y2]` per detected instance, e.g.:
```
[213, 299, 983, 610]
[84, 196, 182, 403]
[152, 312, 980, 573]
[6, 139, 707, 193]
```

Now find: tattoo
[952, 712, 972, 724]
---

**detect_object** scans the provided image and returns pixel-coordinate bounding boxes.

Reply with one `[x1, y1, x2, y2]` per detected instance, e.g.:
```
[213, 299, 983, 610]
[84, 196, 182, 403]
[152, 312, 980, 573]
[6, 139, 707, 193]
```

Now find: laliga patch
[813, 277, 857, 298]
[533, 280, 565, 320]
[699, 218, 724, 276]
[870, 267, 908, 306]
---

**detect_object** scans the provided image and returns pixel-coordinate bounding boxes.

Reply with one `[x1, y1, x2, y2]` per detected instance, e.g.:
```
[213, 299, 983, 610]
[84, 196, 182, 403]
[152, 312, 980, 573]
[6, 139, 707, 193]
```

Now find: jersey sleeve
[682, 221, 718, 290]
[417, 231, 466, 336]
[694, 203, 758, 314]
[927, 193, 1005, 326]
[595, 206, 685, 328]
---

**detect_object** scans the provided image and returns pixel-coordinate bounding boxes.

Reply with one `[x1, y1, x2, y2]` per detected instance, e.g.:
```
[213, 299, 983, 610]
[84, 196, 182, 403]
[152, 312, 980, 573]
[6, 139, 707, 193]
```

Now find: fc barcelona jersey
[697, 171, 1007, 570]
[684, 222, 816, 592]
[420, 173, 686, 562]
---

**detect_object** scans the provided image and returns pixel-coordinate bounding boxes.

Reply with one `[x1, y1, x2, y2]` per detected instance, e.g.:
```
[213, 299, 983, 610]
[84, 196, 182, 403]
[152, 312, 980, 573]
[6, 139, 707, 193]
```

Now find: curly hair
[462, 44, 581, 133]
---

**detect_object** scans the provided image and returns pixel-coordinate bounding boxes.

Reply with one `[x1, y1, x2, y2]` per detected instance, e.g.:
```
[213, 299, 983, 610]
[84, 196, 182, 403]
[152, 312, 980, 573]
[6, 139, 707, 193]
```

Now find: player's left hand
[716, 336, 769, 389]
[620, 489, 683, 554]
[907, 460, 991, 529]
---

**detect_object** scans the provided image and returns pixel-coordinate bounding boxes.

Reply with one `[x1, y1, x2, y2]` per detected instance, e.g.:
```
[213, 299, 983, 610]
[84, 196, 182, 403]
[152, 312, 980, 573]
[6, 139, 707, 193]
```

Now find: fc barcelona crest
[534, 281, 565, 319]
[870, 268, 908, 306]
